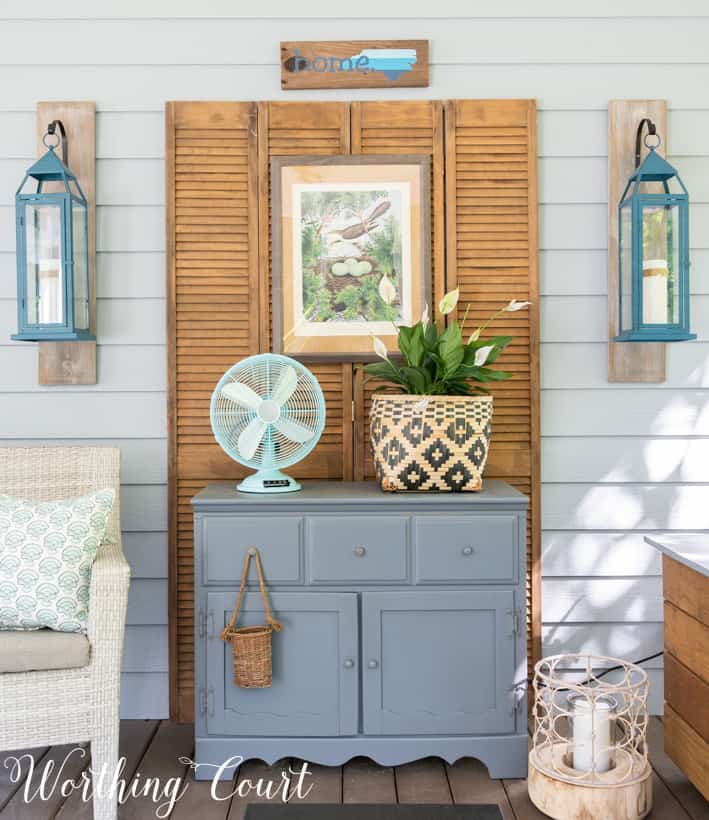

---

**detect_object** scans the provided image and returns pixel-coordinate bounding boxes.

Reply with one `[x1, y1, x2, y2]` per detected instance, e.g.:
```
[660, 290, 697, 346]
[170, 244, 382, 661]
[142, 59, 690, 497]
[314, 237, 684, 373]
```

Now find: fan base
[237, 469, 301, 494]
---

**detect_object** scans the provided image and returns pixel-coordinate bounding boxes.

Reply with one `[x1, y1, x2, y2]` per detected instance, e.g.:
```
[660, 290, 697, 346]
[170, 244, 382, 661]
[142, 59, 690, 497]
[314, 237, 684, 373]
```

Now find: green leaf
[469, 367, 512, 382]
[400, 367, 428, 394]
[397, 325, 414, 363]
[438, 321, 464, 376]
[408, 323, 426, 367]
[425, 321, 439, 350]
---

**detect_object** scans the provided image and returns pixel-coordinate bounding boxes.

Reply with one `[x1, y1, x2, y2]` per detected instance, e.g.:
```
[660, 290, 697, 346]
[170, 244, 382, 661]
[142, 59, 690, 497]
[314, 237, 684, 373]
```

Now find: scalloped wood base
[528, 754, 653, 820]
[194, 734, 529, 781]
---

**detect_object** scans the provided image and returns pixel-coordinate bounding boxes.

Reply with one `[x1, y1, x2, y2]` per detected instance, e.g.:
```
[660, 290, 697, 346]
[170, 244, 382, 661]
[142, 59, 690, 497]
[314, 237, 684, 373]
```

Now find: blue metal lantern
[12, 121, 93, 342]
[616, 120, 695, 342]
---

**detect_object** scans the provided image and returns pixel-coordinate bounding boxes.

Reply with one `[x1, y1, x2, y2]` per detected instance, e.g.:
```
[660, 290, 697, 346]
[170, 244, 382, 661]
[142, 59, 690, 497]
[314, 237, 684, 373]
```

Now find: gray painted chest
[192, 480, 529, 780]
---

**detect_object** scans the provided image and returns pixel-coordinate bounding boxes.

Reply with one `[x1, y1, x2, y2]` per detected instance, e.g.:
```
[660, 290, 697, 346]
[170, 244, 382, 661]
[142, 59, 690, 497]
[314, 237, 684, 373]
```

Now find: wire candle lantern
[528, 654, 653, 820]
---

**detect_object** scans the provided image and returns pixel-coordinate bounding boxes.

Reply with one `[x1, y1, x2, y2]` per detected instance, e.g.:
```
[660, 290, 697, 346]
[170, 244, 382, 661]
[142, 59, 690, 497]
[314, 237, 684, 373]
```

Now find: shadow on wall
[541, 379, 709, 707]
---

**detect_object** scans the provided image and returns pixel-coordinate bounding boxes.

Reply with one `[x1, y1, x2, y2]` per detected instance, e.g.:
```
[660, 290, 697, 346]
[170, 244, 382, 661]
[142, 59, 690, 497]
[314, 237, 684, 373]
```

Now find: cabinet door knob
[462, 546, 474, 556]
[368, 659, 379, 669]
[354, 546, 367, 557]
[343, 658, 355, 669]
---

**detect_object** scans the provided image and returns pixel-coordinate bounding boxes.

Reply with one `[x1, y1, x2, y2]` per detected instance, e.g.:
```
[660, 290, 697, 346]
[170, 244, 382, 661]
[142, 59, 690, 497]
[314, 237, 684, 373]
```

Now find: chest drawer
[414, 515, 517, 583]
[307, 516, 409, 584]
[201, 515, 302, 584]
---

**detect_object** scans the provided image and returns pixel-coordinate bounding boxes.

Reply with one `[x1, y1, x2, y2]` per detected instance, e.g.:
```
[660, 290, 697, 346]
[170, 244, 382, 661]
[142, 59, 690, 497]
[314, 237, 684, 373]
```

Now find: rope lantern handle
[220, 547, 282, 641]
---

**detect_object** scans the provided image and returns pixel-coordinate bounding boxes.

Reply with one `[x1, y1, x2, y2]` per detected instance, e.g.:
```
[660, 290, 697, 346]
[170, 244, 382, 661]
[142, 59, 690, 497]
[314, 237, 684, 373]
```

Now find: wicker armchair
[0, 447, 130, 820]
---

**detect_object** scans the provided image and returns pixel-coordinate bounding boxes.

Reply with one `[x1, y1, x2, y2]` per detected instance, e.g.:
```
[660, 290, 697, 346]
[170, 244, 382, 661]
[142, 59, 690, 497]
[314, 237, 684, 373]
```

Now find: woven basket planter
[370, 394, 493, 492]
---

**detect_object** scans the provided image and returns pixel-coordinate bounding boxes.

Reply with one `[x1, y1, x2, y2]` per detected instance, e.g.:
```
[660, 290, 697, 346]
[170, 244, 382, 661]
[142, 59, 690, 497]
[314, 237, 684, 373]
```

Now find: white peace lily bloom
[438, 288, 459, 315]
[504, 299, 531, 312]
[474, 345, 495, 367]
[468, 328, 481, 344]
[421, 303, 429, 326]
[372, 336, 389, 360]
[413, 398, 430, 412]
[378, 275, 397, 306]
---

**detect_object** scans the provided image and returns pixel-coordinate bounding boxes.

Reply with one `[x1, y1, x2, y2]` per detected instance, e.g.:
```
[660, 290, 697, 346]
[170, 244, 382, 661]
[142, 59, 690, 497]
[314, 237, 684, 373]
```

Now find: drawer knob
[343, 658, 355, 669]
[462, 546, 474, 556]
[368, 659, 379, 669]
[354, 546, 367, 557]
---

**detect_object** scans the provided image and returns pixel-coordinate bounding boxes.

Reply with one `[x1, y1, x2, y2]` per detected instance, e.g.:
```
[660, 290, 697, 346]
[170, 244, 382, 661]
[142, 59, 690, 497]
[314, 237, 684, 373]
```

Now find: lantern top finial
[24, 145, 77, 183]
[628, 145, 681, 184]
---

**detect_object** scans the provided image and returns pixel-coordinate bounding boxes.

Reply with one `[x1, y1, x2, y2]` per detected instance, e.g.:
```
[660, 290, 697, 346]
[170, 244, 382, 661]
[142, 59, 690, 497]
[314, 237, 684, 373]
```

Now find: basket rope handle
[220, 547, 282, 641]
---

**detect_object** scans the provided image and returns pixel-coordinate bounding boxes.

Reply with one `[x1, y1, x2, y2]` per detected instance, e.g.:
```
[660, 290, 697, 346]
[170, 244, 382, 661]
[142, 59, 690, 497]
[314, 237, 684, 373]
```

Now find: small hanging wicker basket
[220, 547, 282, 688]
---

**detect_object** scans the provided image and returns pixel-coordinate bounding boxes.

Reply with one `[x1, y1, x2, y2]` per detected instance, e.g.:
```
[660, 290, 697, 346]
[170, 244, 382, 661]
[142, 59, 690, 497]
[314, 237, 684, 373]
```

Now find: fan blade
[221, 380, 262, 410]
[271, 366, 298, 406]
[237, 417, 267, 460]
[273, 417, 314, 444]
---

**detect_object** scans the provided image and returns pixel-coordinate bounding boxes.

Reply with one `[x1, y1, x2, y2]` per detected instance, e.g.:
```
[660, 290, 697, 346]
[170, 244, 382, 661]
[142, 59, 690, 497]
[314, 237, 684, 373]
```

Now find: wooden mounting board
[608, 99, 667, 383]
[36, 101, 97, 385]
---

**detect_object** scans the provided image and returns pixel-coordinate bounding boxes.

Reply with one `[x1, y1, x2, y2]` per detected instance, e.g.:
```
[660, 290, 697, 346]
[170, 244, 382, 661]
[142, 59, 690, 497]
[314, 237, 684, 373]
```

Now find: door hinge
[199, 687, 215, 717]
[508, 684, 525, 717]
[198, 609, 215, 639]
[507, 607, 522, 637]
[351, 399, 356, 423]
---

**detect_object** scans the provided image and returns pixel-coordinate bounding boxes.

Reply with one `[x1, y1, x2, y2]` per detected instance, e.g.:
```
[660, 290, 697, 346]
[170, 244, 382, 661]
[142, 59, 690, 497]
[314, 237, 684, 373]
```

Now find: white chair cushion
[0, 628, 90, 673]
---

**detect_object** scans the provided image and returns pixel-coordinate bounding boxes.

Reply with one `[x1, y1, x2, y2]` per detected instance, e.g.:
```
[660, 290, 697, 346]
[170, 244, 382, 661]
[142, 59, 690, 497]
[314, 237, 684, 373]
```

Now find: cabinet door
[207, 591, 358, 736]
[362, 590, 516, 735]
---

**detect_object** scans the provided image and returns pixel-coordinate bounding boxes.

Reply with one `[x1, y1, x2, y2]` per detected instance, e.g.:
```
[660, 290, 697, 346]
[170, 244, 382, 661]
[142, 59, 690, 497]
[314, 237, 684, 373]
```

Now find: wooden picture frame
[271, 155, 431, 360]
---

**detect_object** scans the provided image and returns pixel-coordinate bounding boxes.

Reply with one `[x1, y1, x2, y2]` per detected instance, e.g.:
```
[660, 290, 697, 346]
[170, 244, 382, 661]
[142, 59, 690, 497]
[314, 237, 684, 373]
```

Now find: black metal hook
[45, 120, 68, 165]
[634, 118, 658, 168]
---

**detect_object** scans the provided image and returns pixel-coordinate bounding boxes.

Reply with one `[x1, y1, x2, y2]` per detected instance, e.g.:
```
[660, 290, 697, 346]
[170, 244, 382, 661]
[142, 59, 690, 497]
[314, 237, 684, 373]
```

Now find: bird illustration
[340, 199, 391, 240]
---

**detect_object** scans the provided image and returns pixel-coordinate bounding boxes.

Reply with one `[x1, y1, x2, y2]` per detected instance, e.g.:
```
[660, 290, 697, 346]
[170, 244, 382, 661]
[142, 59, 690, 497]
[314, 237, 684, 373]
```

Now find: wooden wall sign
[36, 102, 97, 385]
[281, 41, 429, 90]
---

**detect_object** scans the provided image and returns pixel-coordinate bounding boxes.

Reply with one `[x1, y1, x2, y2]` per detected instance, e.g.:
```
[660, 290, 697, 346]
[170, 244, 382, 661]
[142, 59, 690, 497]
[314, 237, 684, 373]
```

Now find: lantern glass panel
[24, 202, 64, 326]
[72, 201, 89, 330]
[642, 204, 679, 325]
[620, 204, 633, 333]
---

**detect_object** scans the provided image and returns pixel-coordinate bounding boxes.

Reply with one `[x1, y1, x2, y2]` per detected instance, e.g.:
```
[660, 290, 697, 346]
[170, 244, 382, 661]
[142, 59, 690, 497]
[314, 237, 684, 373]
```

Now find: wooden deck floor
[0, 718, 705, 818]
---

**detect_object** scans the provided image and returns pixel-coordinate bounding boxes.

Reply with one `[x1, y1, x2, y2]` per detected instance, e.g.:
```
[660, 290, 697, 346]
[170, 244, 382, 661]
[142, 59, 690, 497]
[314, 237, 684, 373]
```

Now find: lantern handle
[43, 120, 68, 165]
[635, 118, 660, 168]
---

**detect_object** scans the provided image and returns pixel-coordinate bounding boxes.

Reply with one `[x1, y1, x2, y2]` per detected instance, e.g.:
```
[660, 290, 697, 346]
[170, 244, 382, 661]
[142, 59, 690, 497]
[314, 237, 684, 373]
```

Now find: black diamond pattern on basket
[382, 438, 409, 469]
[397, 460, 431, 490]
[422, 438, 452, 470]
[443, 460, 473, 491]
[445, 418, 476, 447]
[402, 418, 433, 446]
[466, 437, 487, 468]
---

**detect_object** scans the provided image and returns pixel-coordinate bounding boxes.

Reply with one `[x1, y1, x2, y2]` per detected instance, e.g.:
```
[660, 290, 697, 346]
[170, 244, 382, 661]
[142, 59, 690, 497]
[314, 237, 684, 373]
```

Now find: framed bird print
[271, 155, 431, 359]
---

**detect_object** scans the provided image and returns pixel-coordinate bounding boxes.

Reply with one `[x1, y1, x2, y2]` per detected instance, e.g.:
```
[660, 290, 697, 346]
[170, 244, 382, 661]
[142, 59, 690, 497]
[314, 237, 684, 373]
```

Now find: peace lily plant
[366, 280, 530, 492]
[365, 280, 530, 396]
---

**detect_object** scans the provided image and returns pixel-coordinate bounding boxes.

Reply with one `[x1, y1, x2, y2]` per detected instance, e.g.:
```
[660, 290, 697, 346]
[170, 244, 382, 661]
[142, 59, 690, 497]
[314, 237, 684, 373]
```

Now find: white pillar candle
[642, 259, 669, 325]
[568, 694, 615, 774]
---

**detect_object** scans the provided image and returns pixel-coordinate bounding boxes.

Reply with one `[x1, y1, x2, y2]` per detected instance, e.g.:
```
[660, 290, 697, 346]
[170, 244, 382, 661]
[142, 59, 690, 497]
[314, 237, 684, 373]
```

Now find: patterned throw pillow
[0, 489, 115, 633]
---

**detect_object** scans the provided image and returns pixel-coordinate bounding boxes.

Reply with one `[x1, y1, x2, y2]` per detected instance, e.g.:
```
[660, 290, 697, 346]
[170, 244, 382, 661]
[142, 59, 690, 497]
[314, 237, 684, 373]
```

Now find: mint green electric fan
[210, 353, 326, 493]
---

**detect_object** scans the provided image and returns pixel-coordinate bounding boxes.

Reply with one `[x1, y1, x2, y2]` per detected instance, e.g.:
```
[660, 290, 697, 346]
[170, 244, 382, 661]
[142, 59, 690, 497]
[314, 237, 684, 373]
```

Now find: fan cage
[530, 653, 650, 788]
[210, 354, 326, 470]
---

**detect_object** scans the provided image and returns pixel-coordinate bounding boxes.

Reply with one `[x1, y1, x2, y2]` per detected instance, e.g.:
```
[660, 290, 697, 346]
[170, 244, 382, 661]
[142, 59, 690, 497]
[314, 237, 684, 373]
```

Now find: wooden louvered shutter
[259, 102, 353, 482]
[351, 101, 445, 480]
[444, 99, 541, 671]
[166, 102, 259, 721]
